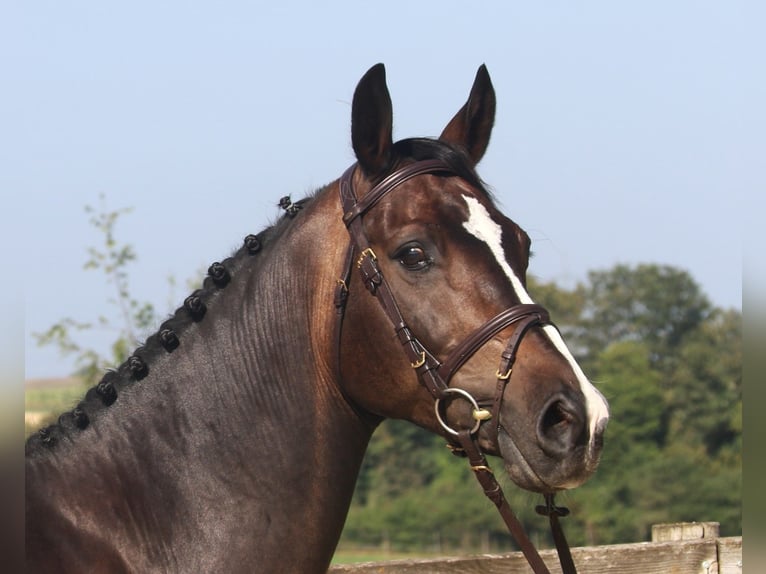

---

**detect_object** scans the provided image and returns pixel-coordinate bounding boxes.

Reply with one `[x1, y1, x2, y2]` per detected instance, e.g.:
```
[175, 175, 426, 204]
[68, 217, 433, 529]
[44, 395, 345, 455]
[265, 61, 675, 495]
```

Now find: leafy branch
[34, 195, 158, 386]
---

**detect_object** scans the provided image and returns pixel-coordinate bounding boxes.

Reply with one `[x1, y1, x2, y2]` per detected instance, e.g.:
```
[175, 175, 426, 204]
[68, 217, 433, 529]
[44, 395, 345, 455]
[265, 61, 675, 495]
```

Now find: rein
[335, 161, 577, 574]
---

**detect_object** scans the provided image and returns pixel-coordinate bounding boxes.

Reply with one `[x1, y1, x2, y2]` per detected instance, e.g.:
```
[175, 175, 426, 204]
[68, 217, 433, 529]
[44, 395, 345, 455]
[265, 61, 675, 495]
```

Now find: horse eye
[397, 245, 430, 271]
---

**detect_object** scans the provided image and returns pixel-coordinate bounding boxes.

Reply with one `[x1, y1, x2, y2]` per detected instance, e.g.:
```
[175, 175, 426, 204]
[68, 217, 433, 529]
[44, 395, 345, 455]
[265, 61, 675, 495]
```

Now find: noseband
[335, 160, 577, 574]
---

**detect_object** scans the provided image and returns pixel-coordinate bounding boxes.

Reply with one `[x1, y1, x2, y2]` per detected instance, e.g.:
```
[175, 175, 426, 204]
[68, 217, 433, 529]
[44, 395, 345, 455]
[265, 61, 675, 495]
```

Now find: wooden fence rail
[330, 522, 742, 574]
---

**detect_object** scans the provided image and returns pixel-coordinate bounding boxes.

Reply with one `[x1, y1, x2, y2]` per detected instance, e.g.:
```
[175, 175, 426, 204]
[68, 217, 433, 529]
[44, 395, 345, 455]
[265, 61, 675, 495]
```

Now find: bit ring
[434, 387, 484, 436]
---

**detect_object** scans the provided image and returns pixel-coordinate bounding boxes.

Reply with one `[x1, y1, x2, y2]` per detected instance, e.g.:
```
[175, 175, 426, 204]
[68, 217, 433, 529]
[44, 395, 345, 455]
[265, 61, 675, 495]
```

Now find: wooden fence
[330, 522, 742, 573]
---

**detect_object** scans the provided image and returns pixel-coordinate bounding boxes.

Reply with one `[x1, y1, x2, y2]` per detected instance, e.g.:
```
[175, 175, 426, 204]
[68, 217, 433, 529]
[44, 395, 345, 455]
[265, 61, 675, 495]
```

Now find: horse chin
[496, 429, 553, 493]
[496, 427, 592, 494]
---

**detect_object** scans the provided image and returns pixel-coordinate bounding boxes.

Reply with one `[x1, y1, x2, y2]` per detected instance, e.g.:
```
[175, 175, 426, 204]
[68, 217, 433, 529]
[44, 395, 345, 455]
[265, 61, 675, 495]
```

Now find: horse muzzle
[497, 390, 608, 493]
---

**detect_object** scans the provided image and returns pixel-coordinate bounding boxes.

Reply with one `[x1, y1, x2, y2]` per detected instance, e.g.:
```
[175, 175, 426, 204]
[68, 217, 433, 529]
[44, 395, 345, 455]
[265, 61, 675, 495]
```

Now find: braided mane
[25, 195, 315, 457]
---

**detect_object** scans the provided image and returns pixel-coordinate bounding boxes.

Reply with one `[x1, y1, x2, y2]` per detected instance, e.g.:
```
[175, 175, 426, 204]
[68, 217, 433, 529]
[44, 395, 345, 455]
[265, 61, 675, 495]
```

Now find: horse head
[337, 64, 609, 494]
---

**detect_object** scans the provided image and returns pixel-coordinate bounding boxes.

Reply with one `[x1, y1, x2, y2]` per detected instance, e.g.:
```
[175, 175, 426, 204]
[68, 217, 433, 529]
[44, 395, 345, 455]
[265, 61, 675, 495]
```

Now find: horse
[26, 63, 609, 573]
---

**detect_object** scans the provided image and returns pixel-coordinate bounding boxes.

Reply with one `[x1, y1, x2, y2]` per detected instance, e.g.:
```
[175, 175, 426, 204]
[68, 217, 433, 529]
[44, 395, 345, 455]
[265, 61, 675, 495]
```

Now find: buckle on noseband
[496, 366, 513, 380]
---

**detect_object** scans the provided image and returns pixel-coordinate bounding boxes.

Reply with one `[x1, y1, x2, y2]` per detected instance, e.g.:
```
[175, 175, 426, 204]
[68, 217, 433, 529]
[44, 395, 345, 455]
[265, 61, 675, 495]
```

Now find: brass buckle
[410, 351, 426, 369]
[496, 366, 512, 380]
[356, 247, 377, 268]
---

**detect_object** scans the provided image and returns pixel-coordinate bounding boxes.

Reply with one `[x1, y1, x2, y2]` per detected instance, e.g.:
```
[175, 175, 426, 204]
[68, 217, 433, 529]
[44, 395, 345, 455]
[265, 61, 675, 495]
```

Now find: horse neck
[27, 185, 374, 573]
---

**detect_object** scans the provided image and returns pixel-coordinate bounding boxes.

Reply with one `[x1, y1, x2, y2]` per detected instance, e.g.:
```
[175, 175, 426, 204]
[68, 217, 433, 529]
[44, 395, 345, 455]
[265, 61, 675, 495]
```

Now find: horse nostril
[591, 417, 608, 453]
[537, 394, 585, 458]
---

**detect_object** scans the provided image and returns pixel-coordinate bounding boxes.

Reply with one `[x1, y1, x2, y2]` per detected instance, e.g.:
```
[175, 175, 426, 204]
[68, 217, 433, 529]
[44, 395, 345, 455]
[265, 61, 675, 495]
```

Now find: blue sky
[5, 2, 760, 379]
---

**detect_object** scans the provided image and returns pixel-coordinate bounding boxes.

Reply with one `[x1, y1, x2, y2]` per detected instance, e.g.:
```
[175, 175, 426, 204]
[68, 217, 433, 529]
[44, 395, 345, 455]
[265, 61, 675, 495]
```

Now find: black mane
[25, 195, 315, 457]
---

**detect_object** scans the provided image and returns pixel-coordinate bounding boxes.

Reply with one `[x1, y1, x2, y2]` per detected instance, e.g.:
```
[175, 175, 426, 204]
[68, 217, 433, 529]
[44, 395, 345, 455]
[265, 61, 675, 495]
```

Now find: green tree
[665, 308, 742, 456]
[33, 196, 158, 386]
[578, 264, 712, 367]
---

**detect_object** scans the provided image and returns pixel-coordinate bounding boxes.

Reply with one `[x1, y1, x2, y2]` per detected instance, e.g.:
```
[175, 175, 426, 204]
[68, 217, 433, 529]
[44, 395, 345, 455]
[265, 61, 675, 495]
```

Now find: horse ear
[439, 64, 496, 165]
[352, 63, 395, 176]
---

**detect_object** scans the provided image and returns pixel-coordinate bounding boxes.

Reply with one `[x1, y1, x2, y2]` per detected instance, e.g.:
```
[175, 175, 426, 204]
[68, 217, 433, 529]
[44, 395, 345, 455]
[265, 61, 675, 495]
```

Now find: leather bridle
[334, 160, 577, 574]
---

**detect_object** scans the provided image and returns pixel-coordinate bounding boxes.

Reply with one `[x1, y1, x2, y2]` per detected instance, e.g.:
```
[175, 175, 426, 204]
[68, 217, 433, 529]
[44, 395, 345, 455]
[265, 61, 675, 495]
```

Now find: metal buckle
[410, 351, 427, 369]
[356, 248, 377, 268]
[496, 366, 512, 380]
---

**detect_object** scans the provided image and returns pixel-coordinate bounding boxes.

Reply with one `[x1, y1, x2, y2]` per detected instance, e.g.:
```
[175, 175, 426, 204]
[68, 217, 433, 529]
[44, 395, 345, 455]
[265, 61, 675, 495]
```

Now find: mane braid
[25, 194, 318, 457]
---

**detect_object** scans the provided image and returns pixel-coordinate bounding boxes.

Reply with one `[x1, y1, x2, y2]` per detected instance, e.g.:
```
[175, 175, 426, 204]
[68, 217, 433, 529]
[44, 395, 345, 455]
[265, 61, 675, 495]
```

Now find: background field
[25, 378, 84, 437]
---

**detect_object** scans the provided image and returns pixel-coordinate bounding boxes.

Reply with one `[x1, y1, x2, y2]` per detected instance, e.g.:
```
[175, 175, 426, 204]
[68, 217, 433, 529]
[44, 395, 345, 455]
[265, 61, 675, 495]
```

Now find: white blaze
[461, 196, 610, 439]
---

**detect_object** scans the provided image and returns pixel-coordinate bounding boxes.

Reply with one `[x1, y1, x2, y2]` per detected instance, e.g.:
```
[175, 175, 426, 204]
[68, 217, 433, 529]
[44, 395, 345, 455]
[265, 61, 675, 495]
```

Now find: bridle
[334, 159, 577, 574]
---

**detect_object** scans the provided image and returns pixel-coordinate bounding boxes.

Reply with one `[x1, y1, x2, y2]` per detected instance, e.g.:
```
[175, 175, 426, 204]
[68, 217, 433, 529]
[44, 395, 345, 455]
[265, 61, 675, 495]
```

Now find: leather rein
[334, 160, 577, 574]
